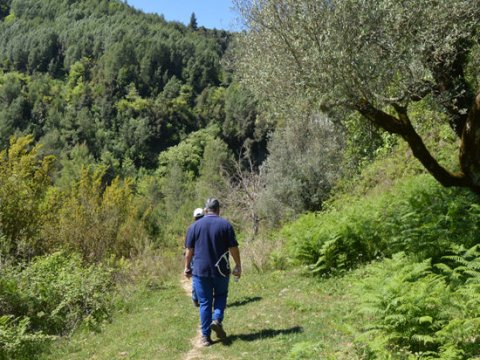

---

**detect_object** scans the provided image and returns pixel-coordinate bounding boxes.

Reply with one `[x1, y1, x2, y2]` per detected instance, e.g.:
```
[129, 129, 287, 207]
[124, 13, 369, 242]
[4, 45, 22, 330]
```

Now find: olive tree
[258, 113, 344, 226]
[234, 0, 480, 192]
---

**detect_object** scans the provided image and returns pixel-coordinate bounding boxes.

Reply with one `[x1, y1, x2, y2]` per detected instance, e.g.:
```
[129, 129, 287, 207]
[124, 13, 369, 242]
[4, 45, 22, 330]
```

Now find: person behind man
[188, 207, 204, 307]
[184, 198, 241, 346]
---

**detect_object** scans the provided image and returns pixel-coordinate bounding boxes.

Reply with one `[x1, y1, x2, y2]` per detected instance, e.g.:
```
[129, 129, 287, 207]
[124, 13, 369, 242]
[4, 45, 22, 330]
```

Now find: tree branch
[357, 100, 471, 188]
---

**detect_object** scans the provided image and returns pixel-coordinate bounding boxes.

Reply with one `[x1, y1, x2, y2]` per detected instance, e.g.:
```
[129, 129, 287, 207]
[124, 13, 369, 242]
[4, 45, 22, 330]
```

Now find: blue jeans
[192, 276, 229, 337]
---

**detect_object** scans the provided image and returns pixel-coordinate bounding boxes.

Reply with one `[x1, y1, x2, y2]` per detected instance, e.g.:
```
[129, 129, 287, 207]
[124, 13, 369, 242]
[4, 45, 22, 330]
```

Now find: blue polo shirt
[185, 214, 238, 277]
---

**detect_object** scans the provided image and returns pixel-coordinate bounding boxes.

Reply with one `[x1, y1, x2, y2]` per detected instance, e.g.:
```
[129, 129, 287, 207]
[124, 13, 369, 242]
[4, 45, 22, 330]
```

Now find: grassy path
[46, 270, 361, 359]
[180, 277, 204, 360]
[44, 280, 198, 360]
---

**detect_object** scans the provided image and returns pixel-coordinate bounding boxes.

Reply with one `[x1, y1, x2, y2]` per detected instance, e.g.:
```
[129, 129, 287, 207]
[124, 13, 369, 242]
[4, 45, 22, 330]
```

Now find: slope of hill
[0, 0, 265, 171]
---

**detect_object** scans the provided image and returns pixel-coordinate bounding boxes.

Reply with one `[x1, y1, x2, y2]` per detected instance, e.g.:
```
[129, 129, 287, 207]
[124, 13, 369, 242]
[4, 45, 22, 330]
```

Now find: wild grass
[43, 283, 196, 360]
[201, 269, 362, 360]
[46, 268, 363, 360]
[39, 242, 480, 359]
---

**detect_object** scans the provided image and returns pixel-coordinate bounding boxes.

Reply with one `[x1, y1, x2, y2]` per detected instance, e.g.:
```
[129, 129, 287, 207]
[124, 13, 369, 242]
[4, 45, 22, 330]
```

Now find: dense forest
[0, 0, 266, 171]
[1, 0, 480, 359]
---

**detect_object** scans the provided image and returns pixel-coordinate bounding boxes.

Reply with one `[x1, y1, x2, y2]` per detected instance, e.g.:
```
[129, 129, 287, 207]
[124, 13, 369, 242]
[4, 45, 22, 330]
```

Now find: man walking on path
[184, 198, 242, 346]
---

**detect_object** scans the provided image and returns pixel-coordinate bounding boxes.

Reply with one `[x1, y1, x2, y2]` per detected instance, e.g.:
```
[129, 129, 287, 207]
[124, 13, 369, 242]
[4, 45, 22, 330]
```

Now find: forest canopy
[0, 0, 266, 174]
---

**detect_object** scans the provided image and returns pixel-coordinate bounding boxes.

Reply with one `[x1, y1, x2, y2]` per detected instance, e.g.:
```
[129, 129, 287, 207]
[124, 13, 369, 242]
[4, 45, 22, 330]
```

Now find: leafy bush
[0, 135, 55, 260]
[434, 245, 480, 359]
[282, 201, 383, 274]
[0, 252, 113, 336]
[358, 255, 450, 358]
[156, 125, 221, 178]
[282, 175, 480, 275]
[356, 250, 480, 359]
[0, 316, 53, 360]
[42, 166, 149, 261]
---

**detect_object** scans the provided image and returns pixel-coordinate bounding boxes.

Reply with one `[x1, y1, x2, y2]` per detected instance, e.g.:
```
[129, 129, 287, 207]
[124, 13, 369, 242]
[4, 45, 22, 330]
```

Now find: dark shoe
[192, 298, 199, 307]
[200, 335, 212, 347]
[210, 320, 227, 339]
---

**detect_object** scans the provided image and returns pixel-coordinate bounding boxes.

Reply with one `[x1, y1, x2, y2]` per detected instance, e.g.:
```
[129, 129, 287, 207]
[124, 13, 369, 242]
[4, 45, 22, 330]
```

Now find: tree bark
[428, 39, 475, 138]
[459, 92, 480, 189]
[356, 100, 479, 191]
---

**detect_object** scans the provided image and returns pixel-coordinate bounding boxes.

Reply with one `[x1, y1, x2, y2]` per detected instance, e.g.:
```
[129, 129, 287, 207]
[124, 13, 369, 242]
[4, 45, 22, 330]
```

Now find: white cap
[193, 208, 204, 219]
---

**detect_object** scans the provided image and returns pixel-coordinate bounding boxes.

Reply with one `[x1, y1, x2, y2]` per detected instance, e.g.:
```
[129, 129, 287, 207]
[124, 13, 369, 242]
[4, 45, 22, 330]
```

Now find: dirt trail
[181, 277, 204, 360]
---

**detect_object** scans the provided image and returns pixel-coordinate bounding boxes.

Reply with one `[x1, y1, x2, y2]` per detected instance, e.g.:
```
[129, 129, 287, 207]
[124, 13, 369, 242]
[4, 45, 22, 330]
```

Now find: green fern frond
[411, 334, 437, 345]
[443, 255, 469, 265]
[384, 314, 408, 325]
[434, 263, 453, 274]
[464, 269, 480, 278]
[418, 316, 433, 324]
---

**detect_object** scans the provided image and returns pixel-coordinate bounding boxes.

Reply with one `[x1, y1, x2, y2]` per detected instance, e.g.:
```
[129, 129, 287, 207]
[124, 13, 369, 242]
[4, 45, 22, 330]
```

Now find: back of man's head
[193, 207, 204, 220]
[205, 198, 220, 213]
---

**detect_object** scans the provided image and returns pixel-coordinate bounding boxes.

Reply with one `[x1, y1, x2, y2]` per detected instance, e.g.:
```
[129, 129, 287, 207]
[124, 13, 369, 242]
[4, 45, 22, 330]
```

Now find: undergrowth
[0, 252, 113, 359]
[282, 175, 480, 275]
[355, 248, 480, 359]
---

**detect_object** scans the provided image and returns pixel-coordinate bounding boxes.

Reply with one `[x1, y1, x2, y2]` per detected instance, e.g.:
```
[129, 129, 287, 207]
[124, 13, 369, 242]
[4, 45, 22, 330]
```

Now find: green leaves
[235, 0, 480, 191]
[283, 174, 480, 276]
[355, 251, 480, 358]
[0, 135, 55, 259]
[0, 315, 54, 360]
[0, 252, 112, 359]
[237, 0, 480, 110]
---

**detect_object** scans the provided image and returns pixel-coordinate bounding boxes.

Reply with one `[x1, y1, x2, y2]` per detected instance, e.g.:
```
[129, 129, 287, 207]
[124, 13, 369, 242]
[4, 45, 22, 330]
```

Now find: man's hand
[229, 247, 242, 279]
[184, 248, 194, 278]
[232, 264, 242, 279]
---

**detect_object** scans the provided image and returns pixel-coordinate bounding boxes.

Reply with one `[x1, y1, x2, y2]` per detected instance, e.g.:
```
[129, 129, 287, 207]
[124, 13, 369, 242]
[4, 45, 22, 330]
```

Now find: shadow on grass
[228, 296, 262, 308]
[217, 326, 303, 346]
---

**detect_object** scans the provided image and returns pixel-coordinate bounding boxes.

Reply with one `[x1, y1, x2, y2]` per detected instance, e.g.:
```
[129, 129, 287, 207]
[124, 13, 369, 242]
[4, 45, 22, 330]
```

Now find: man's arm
[229, 246, 242, 278]
[184, 248, 194, 278]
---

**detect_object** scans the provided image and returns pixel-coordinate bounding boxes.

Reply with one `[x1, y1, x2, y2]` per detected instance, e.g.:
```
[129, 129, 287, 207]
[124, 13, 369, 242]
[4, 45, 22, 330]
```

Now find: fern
[283, 174, 480, 277]
[355, 250, 480, 359]
[436, 245, 480, 289]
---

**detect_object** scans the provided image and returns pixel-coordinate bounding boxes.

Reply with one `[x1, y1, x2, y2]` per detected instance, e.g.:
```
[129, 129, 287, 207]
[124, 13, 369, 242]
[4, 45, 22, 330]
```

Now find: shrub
[0, 316, 53, 360]
[258, 114, 344, 227]
[435, 245, 480, 359]
[0, 135, 55, 260]
[282, 175, 480, 275]
[42, 166, 149, 261]
[0, 252, 113, 336]
[358, 255, 450, 357]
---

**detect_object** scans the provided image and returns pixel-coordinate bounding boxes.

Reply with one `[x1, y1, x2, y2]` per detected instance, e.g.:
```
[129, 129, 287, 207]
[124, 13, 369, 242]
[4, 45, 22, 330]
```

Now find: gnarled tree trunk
[460, 93, 480, 191]
[357, 92, 480, 193]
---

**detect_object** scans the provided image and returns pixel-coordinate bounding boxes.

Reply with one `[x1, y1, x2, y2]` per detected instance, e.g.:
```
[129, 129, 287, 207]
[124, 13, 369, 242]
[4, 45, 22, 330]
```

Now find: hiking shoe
[210, 320, 227, 339]
[200, 335, 212, 347]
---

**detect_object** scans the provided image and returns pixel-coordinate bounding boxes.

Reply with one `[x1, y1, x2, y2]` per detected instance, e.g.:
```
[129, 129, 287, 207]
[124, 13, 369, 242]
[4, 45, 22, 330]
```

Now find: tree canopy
[234, 0, 480, 192]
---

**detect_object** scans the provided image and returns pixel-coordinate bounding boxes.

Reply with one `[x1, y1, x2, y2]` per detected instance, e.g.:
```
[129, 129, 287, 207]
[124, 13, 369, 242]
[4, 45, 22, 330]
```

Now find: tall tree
[234, 0, 480, 193]
[189, 12, 198, 31]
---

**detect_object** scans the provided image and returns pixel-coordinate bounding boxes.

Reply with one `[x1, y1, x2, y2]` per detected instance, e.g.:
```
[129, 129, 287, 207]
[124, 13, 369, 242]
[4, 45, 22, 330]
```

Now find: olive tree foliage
[258, 114, 344, 226]
[234, 0, 480, 192]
